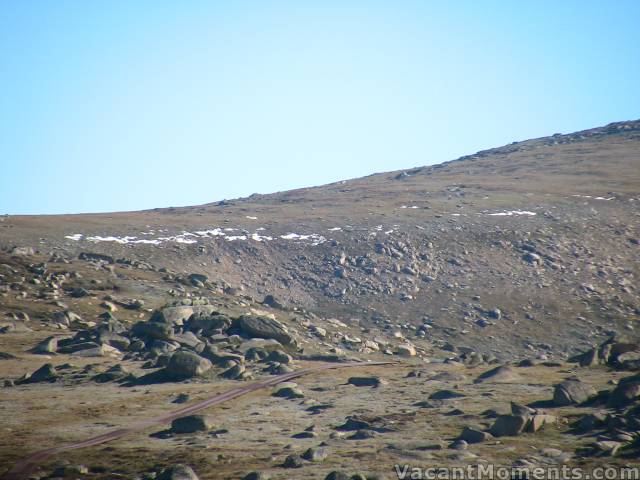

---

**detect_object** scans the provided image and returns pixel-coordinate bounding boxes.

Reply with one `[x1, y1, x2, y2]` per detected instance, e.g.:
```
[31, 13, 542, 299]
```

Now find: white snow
[280, 233, 326, 245]
[245, 216, 258, 220]
[487, 210, 537, 216]
[225, 235, 247, 241]
[328, 227, 342, 231]
[249, 232, 273, 241]
[65, 234, 83, 241]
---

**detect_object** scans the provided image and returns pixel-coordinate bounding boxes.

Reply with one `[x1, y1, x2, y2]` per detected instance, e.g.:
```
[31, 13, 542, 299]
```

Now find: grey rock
[282, 454, 303, 468]
[302, 446, 328, 462]
[171, 415, 215, 434]
[489, 415, 528, 437]
[553, 379, 596, 406]
[348, 376, 386, 387]
[474, 365, 520, 383]
[459, 427, 492, 444]
[237, 315, 293, 345]
[21, 363, 58, 384]
[157, 464, 199, 480]
[164, 351, 212, 379]
[32, 336, 60, 354]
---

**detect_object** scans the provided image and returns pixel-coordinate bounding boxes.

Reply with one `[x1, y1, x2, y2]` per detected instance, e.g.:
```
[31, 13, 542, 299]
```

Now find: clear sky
[1, 1, 639, 215]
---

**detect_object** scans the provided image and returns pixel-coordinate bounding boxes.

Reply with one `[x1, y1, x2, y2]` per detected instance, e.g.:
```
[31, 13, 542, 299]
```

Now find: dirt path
[2, 361, 392, 479]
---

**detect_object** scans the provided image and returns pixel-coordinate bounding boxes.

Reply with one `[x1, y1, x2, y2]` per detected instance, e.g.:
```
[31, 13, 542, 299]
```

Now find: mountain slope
[2, 119, 639, 359]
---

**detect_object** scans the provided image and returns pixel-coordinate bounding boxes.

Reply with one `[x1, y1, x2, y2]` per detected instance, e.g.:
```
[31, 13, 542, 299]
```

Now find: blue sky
[1, 1, 638, 215]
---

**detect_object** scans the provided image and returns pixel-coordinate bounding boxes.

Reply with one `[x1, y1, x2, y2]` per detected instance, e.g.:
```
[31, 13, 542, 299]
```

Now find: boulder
[474, 365, 520, 384]
[185, 312, 231, 335]
[132, 321, 174, 341]
[164, 351, 212, 379]
[348, 376, 386, 387]
[157, 464, 199, 480]
[396, 344, 416, 356]
[32, 336, 60, 354]
[171, 415, 215, 434]
[526, 414, 557, 433]
[489, 415, 528, 437]
[459, 427, 492, 444]
[553, 379, 596, 406]
[21, 363, 57, 383]
[302, 447, 328, 462]
[606, 375, 640, 407]
[236, 315, 293, 345]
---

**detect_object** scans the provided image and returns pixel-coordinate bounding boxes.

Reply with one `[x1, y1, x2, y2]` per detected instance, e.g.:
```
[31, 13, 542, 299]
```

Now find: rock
[100, 301, 118, 312]
[171, 414, 215, 433]
[157, 464, 200, 480]
[510, 402, 535, 417]
[459, 427, 492, 444]
[220, 364, 246, 380]
[97, 331, 130, 351]
[429, 390, 465, 400]
[527, 414, 557, 433]
[396, 344, 416, 356]
[273, 386, 304, 399]
[474, 365, 520, 384]
[186, 312, 231, 335]
[238, 338, 283, 353]
[52, 464, 89, 477]
[266, 350, 293, 364]
[591, 441, 623, 457]
[132, 321, 174, 341]
[164, 351, 213, 379]
[523, 252, 542, 265]
[172, 331, 204, 350]
[93, 364, 130, 383]
[10, 246, 35, 256]
[573, 412, 606, 433]
[236, 315, 293, 345]
[242, 472, 269, 480]
[282, 454, 303, 468]
[188, 273, 208, 286]
[32, 336, 60, 354]
[21, 363, 58, 383]
[57, 341, 102, 354]
[79, 252, 114, 263]
[347, 376, 386, 387]
[70, 287, 90, 298]
[262, 294, 284, 309]
[155, 306, 205, 326]
[449, 439, 468, 450]
[607, 375, 640, 407]
[348, 429, 376, 440]
[553, 379, 596, 406]
[489, 415, 528, 437]
[302, 446, 328, 462]
[325, 472, 350, 480]
[576, 348, 600, 367]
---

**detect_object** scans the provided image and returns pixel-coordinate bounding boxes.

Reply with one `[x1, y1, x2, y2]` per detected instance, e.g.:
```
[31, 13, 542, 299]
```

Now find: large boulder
[171, 415, 215, 433]
[185, 312, 231, 335]
[20, 363, 58, 384]
[489, 415, 528, 437]
[164, 351, 212, 379]
[607, 375, 640, 408]
[132, 321, 174, 341]
[553, 379, 596, 406]
[157, 465, 199, 480]
[474, 365, 520, 384]
[152, 305, 219, 326]
[236, 315, 293, 345]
